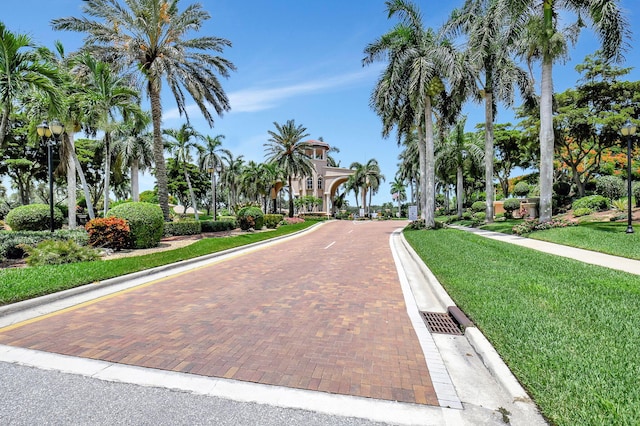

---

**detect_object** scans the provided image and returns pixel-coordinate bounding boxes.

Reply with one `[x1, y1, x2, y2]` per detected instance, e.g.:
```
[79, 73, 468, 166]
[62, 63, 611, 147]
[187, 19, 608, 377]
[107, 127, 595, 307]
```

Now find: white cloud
[162, 66, 382, 120]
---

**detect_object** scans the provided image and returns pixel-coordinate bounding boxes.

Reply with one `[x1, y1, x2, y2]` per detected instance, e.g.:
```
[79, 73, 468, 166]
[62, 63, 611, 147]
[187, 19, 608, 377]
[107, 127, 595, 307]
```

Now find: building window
[317, 177, 323, 189]
[306, 177, 313, 190]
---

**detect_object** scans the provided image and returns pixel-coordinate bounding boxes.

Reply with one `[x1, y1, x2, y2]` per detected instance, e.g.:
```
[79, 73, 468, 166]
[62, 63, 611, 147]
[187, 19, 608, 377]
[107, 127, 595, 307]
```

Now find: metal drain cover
[420, 311, 463, 335]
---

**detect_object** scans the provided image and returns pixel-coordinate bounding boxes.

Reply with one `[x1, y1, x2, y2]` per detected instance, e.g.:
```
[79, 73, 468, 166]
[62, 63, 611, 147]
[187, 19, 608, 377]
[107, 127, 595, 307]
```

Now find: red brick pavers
[0, 220, 438, 405]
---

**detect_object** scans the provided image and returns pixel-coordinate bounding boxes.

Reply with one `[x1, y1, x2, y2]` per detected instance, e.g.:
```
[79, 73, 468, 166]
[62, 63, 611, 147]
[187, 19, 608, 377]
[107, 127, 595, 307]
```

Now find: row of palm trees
[365, 0, 628, 227]
[0, 0, 236, 227]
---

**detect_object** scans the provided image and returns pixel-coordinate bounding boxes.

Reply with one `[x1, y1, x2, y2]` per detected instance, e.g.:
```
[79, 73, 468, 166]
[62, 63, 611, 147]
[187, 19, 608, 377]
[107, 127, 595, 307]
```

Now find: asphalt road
[0, 362, 393, 426]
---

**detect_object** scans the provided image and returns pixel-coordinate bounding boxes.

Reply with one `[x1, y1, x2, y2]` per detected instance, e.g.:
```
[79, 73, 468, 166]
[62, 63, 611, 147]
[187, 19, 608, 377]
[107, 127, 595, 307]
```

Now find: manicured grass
[530, 222, 640, 260]
[0, 221, 318, 305]
[404, 228, 640, 426]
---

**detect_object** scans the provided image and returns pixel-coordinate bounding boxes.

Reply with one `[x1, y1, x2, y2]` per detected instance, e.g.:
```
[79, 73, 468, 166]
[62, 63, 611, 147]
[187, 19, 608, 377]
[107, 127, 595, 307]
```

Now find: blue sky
[5, 0, 640, 206]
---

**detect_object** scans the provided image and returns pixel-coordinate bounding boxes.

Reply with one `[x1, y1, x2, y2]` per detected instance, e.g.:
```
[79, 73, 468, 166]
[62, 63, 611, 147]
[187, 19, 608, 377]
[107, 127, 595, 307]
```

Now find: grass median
[404, 227, 640, 426]
[0, 220, 317, 306]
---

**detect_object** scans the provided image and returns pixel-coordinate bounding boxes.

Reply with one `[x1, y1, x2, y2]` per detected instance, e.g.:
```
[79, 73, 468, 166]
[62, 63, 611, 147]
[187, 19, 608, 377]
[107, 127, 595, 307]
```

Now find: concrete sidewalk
[451, 225, 640, 275]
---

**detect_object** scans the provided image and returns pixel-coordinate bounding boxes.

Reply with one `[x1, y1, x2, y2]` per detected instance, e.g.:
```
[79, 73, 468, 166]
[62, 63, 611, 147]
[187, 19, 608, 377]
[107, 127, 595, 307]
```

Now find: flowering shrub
[282, 217, 304, 225]
[512, 218, 575, 235]
[86, 217, 131, 250]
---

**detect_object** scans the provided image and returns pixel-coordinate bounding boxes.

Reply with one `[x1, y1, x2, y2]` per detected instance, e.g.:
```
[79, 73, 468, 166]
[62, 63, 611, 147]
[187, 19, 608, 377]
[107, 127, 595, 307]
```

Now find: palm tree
[504, 0, 628, 222]
[349, 159, 384, 216]
[112, 111, 154, 202]
[445, 0, 533, 223]
[53, 0, 236, 221]
[198, 134, 228, 219]
[436, 118, 484, 218]
[163, 124, 203, 220]
[0, 23, 62, 147]
[264, 120, 313, 218]
[219, 151, 244, 213]
[390, 177, 407, 217]
[363, 0, 463, 228]
[74, 53, 140, 215]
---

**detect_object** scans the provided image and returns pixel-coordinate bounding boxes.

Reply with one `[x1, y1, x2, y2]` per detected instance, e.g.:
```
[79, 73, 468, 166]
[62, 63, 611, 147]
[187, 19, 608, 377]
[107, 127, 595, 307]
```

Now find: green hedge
[163, 220, 202, 237]
[237, 206, 264, 231]
[5, 204, 64, 231]
[201, 220, 236, 232]
[264, 214, 283, 229]
[0, 229, 88, 260]
[572, 195, 609, 211]
[108, 202, 164, 249]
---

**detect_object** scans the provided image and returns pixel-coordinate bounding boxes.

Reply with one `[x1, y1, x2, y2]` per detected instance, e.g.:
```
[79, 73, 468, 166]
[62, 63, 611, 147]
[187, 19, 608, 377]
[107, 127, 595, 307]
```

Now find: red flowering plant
[85, 217, 131, 250]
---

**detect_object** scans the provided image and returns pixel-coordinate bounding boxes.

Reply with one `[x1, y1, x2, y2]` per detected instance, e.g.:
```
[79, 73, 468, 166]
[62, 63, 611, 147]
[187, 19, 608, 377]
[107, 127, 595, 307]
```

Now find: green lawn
[0, 220, 317, 305]
[530, 222, 640, 260]
[404, 228, 640, 426]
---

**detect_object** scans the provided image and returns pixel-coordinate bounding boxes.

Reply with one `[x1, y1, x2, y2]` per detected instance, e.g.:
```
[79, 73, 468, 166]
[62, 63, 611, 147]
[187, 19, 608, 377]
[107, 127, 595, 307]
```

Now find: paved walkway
[0, 221, 437, 404]
[452, 226, 640, 275]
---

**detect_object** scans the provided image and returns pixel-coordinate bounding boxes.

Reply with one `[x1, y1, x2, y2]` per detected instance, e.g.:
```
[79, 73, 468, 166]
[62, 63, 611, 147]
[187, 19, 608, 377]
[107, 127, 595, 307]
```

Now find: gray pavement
[0, 221, 589, 426]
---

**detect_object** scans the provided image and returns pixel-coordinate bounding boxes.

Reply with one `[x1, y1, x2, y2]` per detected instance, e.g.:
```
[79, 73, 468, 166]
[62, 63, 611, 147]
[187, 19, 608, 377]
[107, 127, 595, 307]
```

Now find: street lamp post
[36, 120, 65, 232]
[621, 120, 636, 234]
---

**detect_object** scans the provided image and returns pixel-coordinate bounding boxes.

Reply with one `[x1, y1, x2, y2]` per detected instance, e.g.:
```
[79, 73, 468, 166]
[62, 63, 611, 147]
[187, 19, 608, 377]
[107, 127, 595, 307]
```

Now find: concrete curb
[0, 222, 325, 318]
[397, 232, 533, 404]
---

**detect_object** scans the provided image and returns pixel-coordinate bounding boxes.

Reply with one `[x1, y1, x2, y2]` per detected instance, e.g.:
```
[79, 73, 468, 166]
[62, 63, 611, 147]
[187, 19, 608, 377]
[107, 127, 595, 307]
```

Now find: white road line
[324, 241, 335, 249]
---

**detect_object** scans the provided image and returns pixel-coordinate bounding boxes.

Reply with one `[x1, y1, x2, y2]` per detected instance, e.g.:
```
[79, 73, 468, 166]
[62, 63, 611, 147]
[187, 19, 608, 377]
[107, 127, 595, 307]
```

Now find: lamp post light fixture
[621, 119, 636, 234]
[36, 119, 65, 232]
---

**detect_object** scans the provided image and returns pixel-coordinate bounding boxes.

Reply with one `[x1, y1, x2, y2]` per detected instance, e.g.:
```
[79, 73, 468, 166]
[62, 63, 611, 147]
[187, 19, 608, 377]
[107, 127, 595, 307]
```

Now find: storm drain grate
[420, 311, 463, 335]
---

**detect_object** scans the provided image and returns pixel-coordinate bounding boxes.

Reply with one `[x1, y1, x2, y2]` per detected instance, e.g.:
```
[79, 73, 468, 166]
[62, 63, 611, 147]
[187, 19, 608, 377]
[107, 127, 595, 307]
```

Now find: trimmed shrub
[22, 239, 100, 266]
[462, 211, 473, 220]
[513, 181, 531, 198]
[107, 202, 164, 249]
[573, 207, 593, 217]
[595, 175, 625, 201]
[86, 217, 131, 250]
[512, 218, 575, 235]
[503, 198, 521, 219]
[264, 214, 283, 229]
[163, 219, 202, 237]
[0, 230, 88, 260]
[237, 206, 264, 231]
[5, 204, 63, 231]
[201, 220, 236, 232]
[471, 201, 486, 213]
[633, 182, 640, 207]
[572, 195, 609, 212]
[218, 216, 237, 227]
[471, 212, 486, 227]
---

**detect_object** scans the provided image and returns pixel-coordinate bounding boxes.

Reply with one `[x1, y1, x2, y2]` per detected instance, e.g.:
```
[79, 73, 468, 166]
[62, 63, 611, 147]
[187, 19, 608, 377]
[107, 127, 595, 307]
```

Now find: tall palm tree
[445, 0, 533, 223]
[505, 0, 628, 222]
[74, 53, 140, 215]
[349, 159, 384, 216]
[198, 134, 228, 219]
[390, 177, 407, 217]
[363, 0, 463, 228]
[436, 118, 484, 218]
[264, 120, 312, 218]
[0, 23, 62, 147]
[53, 0, 236, 221]
[112, 111, 154, 202]
[219, 151, 244, 213]
[163, 123, 203, 220]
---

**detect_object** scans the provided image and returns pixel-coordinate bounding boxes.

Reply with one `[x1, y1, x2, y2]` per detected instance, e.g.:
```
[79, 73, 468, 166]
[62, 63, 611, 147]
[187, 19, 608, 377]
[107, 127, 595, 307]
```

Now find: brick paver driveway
[0, 220, 438, 405]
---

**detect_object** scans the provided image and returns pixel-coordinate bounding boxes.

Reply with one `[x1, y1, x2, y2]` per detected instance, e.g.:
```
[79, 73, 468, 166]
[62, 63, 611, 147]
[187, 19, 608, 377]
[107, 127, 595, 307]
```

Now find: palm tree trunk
[0, 109, 9, 147]
[148, 78, 170, 221]
[539, 59, 554, 222]
[103, 133, 111, 216]
[417, 123, 427, 221]
[457, 166, 464, 218]
[66, 134, 77, 229]
[288, 175, 294, 217]
[424, 97, 436, 228]
[484, 91, 495, 223]
[211, 170, 217, 219]
[131, 159, 140, 202]
[184, 168, 199, 221]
